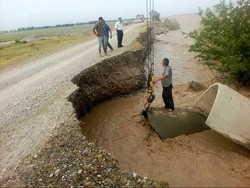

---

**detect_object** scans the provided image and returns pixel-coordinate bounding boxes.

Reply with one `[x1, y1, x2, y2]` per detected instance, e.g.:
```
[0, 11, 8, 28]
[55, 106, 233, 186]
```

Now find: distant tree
[150, 10, 160, 21]
[163, 18, 180, 30]
[188, 0, 250, 83]
[18, 27, 26, 31]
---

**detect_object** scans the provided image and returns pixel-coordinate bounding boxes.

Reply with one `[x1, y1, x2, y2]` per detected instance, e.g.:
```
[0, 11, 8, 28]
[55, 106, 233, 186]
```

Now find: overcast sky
[0, 0, 237, 31]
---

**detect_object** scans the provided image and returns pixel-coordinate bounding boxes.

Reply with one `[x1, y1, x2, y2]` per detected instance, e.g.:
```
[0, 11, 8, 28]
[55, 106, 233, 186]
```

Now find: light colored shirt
[114, 21, 123, 30]
[161, 66, 172, 87]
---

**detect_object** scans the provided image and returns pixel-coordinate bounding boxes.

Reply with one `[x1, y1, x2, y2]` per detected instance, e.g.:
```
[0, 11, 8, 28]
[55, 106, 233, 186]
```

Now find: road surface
[0, 23, 144, 179]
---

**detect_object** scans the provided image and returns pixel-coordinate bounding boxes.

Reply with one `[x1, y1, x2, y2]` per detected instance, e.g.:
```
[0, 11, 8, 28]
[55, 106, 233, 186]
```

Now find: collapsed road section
[68, 32, 150, 117]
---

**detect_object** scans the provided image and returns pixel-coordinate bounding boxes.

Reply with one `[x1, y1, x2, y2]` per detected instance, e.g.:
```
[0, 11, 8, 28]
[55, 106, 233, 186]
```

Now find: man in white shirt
[114, 17, 124, 48]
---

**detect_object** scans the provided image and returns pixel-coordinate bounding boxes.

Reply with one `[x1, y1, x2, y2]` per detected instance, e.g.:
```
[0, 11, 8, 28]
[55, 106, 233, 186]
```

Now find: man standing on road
[153, 58, 175, 112]
[103, 20, 113, 52]
[93, 17, 106, 56]
[114, 17, 124, 48]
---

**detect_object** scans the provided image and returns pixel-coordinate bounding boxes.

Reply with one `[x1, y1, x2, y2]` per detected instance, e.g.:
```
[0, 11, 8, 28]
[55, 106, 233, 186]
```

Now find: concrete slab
[147, 108, 209, 139]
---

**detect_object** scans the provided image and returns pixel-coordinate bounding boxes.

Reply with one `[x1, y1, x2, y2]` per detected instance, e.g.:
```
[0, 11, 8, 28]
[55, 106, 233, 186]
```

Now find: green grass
[0, 22, 116, 70]
[0, 25, 94, 42]
[0, 34, 93, 69]
[0, 22, 115, 42]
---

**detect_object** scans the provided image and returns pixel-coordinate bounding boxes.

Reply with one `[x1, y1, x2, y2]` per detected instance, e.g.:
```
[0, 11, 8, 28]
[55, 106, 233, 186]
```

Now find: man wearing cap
[114, 17, 124, 48]
[93, 17, 105, 56]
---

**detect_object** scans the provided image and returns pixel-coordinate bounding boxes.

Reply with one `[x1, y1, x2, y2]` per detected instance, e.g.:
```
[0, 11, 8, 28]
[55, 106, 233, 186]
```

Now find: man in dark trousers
[114, 17, 124, 48]
[103, 20, 113, 52]
[153, 58, 175, 112]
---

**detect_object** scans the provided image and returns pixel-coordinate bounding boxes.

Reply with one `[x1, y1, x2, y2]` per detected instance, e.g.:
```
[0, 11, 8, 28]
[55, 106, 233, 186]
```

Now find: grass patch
[0, 33, 94, 70]
[0, 22, 115, 42]
[0, 25, 95, 42]
[0, 22, 115, 71]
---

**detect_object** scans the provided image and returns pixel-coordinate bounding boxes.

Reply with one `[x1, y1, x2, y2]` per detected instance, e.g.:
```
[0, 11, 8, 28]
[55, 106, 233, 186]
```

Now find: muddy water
[80, 15, 250, 187]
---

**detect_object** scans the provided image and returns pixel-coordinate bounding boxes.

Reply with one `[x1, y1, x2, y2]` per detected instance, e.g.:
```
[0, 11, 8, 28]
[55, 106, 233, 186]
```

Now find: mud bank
[69, 32, 149, 117]
[79, 14, 250, 187]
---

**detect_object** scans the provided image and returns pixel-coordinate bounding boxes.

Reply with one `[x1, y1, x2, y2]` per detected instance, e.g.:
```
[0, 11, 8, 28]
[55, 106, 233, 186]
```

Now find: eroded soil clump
[69, 50, 147, 117]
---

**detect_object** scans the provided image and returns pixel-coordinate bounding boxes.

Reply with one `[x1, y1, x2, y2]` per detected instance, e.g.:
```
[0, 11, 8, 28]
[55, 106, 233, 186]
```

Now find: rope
[141, 0, 155, 119]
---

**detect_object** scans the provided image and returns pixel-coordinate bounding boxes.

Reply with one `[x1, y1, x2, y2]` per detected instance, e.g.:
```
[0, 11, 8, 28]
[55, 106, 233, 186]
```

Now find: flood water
[80, 15, 250, 187]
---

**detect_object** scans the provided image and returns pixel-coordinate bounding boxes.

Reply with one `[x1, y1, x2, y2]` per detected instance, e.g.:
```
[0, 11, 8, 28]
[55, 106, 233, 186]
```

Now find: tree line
[17, 22, 89, 31]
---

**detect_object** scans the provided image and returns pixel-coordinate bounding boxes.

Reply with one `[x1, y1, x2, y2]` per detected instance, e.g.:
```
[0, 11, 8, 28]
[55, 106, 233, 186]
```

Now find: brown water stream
[80, 15, 250, 187]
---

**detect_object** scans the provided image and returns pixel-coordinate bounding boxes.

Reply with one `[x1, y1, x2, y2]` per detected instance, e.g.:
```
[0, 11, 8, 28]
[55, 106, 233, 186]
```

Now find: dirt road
[0, 23, 144, 179]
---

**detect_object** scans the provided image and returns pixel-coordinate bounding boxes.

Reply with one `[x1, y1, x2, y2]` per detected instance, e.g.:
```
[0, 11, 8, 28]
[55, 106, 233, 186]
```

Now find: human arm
[153, 67, 169, 83]
[109, 28, 112, 38]
[92, 25, 98, 37]
[153, 75, 167, 83]
[114, 22, 118, 34]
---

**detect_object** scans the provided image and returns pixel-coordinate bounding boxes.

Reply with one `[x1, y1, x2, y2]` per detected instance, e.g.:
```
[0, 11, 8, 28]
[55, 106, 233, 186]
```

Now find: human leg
[120, 31, 123, 46]
[168, 84, 175, 110]
[117, 30, 122, 47]
[162, 88, 170, 108]
[103, 36, 108, 54]
[98, 36, 104, 56]
[162, 84, 175, 110]
[107, 42, 113, 51]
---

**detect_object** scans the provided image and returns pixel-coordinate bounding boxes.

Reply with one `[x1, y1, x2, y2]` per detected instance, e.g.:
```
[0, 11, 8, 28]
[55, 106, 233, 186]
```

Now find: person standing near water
[153, 58, 175, 112]
[114, 17, 124, 48]
[93, 17, 106, 56]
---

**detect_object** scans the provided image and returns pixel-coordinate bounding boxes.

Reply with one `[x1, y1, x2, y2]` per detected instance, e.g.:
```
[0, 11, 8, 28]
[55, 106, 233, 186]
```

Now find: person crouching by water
[93, 17, 106, 57]
[103, 20, 113, 52]
[153, 58, 175, 112]
[114, 17, 124, 48]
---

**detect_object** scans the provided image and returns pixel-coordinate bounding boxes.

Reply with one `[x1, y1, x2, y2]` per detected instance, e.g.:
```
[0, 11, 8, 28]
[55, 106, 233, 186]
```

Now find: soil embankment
[68, 32, 148, 117]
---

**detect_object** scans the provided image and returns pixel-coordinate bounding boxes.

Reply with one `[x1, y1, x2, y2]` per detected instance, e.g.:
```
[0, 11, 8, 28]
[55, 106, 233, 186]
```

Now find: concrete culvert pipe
[193, 83, 250, 150]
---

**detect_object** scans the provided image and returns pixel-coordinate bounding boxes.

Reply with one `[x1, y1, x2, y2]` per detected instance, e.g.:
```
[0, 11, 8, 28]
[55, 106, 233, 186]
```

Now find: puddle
[80, 94, 155, 173]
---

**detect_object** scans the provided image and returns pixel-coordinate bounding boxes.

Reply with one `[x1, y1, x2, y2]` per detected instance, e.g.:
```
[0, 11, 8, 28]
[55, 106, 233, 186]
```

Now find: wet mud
[70, 15, 250, 187]
[80, 94, 250, 187]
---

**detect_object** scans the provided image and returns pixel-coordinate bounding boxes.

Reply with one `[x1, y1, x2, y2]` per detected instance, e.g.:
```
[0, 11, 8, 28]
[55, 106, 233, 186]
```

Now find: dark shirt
[93, 22, 104, 37]
[103, 24, 110, 37]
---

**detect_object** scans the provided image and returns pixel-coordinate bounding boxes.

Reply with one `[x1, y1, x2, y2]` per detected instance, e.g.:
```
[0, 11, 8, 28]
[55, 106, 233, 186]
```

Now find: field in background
[0, 22, 115, 70]
[0, 22, 115, 42]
